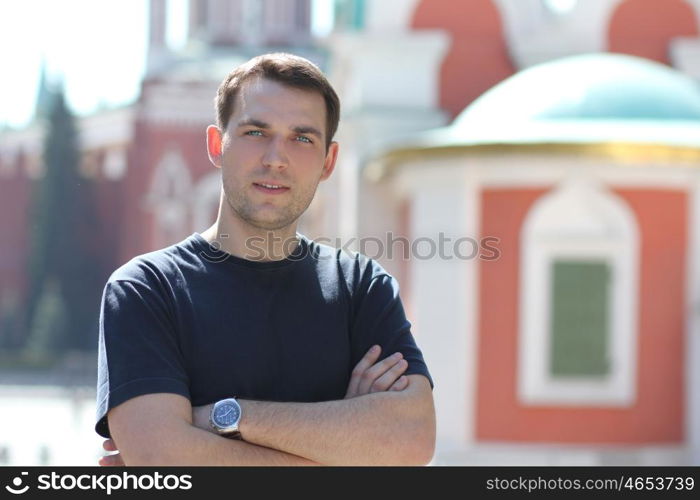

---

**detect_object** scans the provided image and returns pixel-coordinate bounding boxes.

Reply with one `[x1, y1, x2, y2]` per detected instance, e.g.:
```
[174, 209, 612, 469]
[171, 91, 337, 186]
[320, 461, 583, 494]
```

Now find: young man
[95, 53, 435, 466]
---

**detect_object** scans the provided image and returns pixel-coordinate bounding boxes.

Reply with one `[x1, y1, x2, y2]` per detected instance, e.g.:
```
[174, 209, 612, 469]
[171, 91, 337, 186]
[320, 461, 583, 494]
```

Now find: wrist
[192, 403, 214, 431]
[237, 399, 252, 440]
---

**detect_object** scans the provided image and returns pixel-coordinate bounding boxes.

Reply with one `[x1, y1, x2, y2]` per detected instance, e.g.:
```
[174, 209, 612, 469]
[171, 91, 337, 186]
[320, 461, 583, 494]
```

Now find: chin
[247, 214, 298, 231]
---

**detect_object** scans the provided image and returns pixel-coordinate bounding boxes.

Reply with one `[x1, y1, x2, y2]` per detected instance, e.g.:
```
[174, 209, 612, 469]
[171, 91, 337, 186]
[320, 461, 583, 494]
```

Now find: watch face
[213, 400, 240, 428]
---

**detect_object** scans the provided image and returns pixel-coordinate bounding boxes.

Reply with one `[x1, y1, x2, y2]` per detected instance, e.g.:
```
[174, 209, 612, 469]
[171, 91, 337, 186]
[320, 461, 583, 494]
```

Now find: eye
[245, 130, 263, 136]
[295, 135, 312, 144]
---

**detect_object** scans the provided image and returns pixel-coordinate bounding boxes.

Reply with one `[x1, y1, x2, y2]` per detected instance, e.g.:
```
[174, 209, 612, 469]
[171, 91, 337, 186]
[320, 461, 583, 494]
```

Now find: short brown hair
[215, 53, 340, 149]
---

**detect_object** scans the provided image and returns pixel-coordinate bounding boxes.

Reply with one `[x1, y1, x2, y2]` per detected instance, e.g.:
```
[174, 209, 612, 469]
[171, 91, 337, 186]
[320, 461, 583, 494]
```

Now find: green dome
[454, 53, 700, 126]
[367, 52, 700, 180]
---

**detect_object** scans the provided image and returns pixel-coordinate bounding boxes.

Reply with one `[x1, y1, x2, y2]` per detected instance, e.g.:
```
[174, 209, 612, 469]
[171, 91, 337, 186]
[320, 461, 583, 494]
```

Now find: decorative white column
[686, 174, 700, 465]
[147, 0, 171, 75]
[397, 162, 480, 458]
[324, 29, 449, 247]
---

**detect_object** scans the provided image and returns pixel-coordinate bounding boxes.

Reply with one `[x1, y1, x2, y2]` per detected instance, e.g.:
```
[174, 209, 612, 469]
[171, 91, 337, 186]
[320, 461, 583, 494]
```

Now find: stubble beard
[223, 179, 318, 231]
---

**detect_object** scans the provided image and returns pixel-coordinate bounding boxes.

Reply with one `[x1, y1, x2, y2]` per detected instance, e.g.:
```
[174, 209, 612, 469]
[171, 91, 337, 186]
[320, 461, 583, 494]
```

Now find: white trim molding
[518, 177, 639, 406]
[191, 171, 222, 232]
[145, 147, 193, 247]
[686, 172, 700, 464]
[391, 165, 480, 452]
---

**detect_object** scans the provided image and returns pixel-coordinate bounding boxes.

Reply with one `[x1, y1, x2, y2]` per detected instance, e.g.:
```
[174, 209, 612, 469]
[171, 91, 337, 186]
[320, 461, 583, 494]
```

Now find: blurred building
[369, 52, 700, 466]
[0, 0, 318, 346]
[327, 0, 700, 466]
[1, 0, 699, 465]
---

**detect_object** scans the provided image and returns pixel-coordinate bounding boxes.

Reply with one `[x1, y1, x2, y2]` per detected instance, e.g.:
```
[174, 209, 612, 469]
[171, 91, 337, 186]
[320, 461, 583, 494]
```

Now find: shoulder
[303, 235, 395, 296]
[99, 240, 200, 326]
[107, 236, 197, 288]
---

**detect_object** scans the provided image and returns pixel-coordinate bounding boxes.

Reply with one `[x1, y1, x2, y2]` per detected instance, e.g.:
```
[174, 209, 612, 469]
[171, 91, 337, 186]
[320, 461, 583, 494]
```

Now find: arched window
[147, 148, 192, 247]
[518, 178, 639, 406]
[191, 171, 222, 231]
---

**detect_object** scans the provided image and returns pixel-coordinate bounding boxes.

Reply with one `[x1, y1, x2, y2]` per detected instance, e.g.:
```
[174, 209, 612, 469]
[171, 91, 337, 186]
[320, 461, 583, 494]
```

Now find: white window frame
[146, 148, 192, 247]
[191, 171, 222, 231]
[518, 179, 639, 406]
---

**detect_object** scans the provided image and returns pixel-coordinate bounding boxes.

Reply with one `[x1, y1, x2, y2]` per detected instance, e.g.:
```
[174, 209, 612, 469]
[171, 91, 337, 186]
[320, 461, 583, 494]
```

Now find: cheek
[289, 146, 327, 170]
[222, 149, 259, 179]
[227, 138, 266, 161]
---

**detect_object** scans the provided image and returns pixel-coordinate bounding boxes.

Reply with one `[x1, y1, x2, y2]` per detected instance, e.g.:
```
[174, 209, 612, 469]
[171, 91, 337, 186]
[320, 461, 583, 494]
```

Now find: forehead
[232, 77, 326, 127]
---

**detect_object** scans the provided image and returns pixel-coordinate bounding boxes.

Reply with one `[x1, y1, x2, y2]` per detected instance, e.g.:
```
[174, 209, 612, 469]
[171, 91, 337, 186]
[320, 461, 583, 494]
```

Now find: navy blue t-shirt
[95, 233, 432, 438]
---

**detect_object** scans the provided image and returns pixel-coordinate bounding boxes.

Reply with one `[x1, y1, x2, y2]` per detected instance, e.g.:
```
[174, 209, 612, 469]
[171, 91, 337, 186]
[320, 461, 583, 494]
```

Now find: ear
[206, 125, 224, 168]
[319, 141, 339, 182]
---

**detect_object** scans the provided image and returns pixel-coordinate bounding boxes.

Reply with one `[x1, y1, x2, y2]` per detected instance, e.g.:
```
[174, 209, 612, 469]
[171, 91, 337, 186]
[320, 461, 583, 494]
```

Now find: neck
[200, 209, 300, 262]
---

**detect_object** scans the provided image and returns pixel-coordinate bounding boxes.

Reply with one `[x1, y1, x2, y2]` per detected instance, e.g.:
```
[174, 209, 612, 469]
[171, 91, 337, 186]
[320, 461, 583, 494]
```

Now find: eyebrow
[291, 125, 323, 139]
[236, 118, 323, 139]
[237, 118, 270, 129]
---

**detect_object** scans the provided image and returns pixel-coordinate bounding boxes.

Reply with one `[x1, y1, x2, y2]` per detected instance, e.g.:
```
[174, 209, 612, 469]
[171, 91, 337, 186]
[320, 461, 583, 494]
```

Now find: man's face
[209, 77, 338, 232]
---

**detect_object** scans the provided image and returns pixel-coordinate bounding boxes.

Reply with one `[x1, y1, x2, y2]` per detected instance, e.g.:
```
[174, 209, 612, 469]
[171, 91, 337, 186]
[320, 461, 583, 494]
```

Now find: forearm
[123, 423, 319, 466]
[238, 381, 434, 465]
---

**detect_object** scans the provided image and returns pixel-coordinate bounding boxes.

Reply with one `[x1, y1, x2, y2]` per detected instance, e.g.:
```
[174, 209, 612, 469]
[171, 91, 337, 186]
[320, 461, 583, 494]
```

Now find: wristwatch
[209, 397, 242, 439]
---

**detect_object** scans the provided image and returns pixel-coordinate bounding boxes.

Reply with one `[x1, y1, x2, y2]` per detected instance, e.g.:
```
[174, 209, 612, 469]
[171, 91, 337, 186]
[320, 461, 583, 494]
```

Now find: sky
[0, 0, 333, 129]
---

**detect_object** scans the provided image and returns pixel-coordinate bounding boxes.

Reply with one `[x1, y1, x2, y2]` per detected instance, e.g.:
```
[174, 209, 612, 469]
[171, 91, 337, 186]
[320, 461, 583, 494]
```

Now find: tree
[25, 86, 101, 353]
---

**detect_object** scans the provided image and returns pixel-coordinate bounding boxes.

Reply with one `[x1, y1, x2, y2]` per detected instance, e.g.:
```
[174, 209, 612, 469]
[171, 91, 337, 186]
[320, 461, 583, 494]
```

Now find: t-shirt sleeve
[350, 273, 434, 389]
[95, 278, 190, 438]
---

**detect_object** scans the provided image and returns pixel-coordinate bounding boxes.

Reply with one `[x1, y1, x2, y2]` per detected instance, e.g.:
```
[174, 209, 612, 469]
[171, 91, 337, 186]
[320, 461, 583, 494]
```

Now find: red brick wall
[608, 0, 698, 65]
[411, 0, 515, 119]
[477, 188, 685, 444]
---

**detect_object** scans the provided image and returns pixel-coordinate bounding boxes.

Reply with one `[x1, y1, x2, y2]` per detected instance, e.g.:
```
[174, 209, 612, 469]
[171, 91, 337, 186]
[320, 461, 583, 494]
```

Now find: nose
[261, 136, 289, 170]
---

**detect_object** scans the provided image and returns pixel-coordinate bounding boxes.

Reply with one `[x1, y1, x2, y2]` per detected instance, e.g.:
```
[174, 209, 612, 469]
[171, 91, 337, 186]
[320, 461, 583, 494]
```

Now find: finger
[102, 439, 118, 452]
[357, 352, 404, 395]
[389, 375, 409, 391]
[369, 359, 408, 393]
[345, 345, 382, 398]
[98, 453, 125, 467]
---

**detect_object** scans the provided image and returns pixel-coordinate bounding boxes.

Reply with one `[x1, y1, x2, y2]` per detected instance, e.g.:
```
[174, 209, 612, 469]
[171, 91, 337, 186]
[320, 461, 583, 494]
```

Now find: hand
[345, 345, 409, 398]
[98, 439, 124, 466]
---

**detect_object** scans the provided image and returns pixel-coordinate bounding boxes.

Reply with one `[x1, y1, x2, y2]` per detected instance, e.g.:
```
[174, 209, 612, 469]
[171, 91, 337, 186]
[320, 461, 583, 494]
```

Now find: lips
[253, 182, 290, 194]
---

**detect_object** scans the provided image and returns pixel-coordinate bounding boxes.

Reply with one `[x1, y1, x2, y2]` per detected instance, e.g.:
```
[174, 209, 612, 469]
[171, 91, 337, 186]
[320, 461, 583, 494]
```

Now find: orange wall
[477, 188, 686, 444]
[411, 0, 514, 119]
[608, 0, 698, 65]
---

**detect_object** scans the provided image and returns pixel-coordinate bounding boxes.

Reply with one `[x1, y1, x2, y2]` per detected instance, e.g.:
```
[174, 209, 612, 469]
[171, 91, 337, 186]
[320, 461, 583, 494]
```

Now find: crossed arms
[101, 346, 436, 466]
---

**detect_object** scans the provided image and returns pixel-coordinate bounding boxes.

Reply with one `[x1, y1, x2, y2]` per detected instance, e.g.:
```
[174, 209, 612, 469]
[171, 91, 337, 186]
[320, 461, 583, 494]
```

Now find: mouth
[252, 182, 290, 195]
